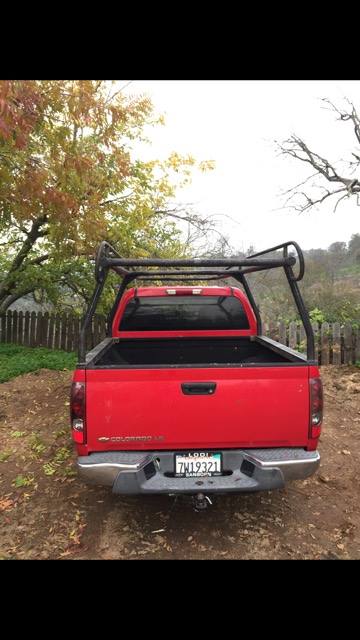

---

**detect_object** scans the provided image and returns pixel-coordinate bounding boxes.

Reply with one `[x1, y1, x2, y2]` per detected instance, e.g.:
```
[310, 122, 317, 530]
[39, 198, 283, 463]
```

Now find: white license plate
[175, 452, 222, 478]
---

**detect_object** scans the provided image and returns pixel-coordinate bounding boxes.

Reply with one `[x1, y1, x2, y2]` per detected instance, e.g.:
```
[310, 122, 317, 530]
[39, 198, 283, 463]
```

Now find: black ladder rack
[78, 240, 314, 364]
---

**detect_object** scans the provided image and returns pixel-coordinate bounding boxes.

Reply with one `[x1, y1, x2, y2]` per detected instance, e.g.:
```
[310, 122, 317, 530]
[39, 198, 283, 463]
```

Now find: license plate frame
[174, 451, 222, 478]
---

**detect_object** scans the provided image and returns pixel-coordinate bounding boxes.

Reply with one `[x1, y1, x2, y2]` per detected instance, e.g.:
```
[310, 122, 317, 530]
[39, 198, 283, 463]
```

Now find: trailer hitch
[193, 493, 212, 511]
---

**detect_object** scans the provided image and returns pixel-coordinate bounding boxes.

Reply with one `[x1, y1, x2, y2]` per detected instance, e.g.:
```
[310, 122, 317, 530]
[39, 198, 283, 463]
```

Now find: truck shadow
[85, 487, 303, 558]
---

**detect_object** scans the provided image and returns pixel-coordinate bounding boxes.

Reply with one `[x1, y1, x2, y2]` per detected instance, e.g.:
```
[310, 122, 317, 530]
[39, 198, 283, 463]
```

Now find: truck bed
[89, 336, 306, 368]
[82, 336, 310, 453]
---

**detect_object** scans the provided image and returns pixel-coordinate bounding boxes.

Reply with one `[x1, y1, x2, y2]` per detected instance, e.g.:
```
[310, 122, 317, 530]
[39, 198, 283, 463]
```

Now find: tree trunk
[0, 215, 47, 308]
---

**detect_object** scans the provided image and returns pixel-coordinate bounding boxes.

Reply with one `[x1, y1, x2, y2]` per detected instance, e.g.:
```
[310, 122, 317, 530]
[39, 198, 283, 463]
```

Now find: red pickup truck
[70, 241, 322, 498]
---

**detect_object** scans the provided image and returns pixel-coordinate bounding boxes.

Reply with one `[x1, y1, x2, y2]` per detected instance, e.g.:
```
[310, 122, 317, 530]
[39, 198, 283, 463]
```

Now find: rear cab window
[119, 295, 250, 331]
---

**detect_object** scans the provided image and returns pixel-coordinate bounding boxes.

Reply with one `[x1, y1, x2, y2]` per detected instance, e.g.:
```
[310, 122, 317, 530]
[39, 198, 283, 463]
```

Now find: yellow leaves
[69, 528, 81, 544]
[153, 153, 215, 196]
[199, 159, 216, 172]
[156, 178, 175, 199]
[68, 511, 86, 547]
[167, 152, 196, 172]
[157, 114, 166, 126]
[141, 160, 157, 171]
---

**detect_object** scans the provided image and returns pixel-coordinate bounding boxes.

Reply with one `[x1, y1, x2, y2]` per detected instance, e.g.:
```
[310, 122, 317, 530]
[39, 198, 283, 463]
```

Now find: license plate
[175, 452, 222, 478]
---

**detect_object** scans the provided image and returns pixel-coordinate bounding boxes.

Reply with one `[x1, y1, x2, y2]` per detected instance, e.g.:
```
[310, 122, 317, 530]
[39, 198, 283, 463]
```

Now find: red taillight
[309, 377, 323, 439]
[70, 382, 86, 444]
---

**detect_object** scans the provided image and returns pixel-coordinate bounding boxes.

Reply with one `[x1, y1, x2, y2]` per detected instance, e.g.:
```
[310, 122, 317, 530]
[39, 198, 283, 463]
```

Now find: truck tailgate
[85, 366, 310, 451]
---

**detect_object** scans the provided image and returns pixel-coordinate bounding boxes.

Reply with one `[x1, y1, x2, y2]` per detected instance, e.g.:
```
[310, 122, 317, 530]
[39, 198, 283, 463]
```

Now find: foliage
[29, 433, 47, 457]
[53, 446, 71, 463]
[0, 80, 214, 314]
[309, 308, 326, 323]
[0, 451, 12, 462]
[43, 462, 56, 476]
[0, 343, 76, 382]
[43, 446, 72, 477]
[242, 234, 360, 326]
[12, 474, 34, 488]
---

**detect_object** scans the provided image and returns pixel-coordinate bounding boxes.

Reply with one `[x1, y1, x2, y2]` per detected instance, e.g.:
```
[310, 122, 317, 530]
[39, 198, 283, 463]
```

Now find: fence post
[6, 310, 12, 343]
[12, 310, 18, 344]
[268, 319, 276, 341]
[278, 321, 286, 345]
[73, 316, 80, 354]
[36, 311, 49, 347]
[18, 311, 24, 345]
[29, 311, 36, 347]
[299, 323, 306, 353]
[54, 314, 61, 350]
[289, 322, 297, 349]
[60, 314, 68, 351]
[311, 322, 319, 364]
[41, 312, 49, 348]
[100, 316, 107, 341]
[332, 322, 341, 365]
[321, 322, 329, 365]
[67, 315, 75, 352]
[355, 326, 360, 364]
[93, 315, 101, 347]
[0, 313, 6, 343]
[344, 323, 353, 364]
[47, 314, 55, 349]
[85, 316, 94, 351]
[35, 311, 43, 347]
[23, 311, 30, 346]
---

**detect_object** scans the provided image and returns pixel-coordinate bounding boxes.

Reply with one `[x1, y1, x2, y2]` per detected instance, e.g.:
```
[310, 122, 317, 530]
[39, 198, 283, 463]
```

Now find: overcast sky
[125, 80, 360, 252]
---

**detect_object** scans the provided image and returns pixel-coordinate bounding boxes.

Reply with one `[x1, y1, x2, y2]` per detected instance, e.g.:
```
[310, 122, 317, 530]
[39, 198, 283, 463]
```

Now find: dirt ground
[1, 365, 360, 560]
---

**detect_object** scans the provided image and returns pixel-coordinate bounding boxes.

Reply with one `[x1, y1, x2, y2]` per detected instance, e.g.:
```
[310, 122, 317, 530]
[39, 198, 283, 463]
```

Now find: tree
[242, 236, 360, 325]
[277, 98, 360, 213]
[0, 80, 215, 312]
[348, 233, 360, 262]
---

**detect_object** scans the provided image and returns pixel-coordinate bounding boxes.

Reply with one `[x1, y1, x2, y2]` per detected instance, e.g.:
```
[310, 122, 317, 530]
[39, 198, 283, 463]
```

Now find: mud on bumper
[77, 448, 320, 495]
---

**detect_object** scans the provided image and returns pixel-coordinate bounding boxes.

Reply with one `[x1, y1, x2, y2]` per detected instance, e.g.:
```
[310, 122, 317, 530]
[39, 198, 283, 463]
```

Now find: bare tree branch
[0, 238, 23, 247]
[0, 215, 48, 303]
[27, 253, 49, 266]
[0, 287, 36, 313]
[155, 206, 233, 252]
[99, 192, 134, 206]
[277, 171, 320, 197]
[277, 99, 360, 214]
[321, 97, 360, 146]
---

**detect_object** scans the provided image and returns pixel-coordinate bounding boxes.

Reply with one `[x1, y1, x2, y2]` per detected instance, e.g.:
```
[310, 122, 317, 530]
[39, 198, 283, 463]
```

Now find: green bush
[309, 308, 326, 324]
[0, 344, 76, 383]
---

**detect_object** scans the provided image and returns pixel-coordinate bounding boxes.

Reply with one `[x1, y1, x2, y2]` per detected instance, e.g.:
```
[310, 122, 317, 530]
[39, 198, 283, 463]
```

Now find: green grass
[0, 344, 76, 383]
[338, 264, 360, 277]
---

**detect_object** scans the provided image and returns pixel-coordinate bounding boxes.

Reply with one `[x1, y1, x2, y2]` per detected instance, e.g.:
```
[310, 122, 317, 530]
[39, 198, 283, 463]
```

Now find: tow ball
[193, 493, 212, 511]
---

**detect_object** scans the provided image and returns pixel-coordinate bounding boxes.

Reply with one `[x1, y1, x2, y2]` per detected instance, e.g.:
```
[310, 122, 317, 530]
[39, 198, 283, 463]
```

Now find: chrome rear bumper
[77, 448, 320, 495]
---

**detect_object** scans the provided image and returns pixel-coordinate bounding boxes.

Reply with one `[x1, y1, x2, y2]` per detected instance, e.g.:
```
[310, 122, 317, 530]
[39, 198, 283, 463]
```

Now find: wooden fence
[0, 310, 359, 365]
[0, 311, 107, 355]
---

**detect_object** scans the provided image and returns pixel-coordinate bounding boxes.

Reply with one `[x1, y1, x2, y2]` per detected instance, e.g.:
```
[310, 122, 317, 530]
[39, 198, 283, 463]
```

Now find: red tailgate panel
[85, 366, 310, 452]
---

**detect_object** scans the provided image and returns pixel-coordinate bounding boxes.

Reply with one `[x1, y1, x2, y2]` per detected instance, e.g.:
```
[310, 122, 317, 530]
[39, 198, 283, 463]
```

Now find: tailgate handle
[181, 382, 216, 395]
